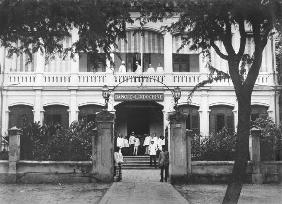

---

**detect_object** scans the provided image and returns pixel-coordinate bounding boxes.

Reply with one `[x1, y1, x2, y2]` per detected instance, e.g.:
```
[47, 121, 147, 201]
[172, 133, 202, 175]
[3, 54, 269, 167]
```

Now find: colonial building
[0, 16, 278, 146]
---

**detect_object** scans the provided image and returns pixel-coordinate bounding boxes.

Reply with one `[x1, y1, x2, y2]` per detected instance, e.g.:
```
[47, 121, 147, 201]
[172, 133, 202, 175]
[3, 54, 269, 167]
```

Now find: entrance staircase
[123, 156, 158, 169]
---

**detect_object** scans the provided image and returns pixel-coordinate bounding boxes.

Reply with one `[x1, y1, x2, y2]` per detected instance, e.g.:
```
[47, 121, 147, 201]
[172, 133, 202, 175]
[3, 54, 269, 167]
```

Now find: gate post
[250, 127, 263, 184]
[8, 126, 21, 183]
[168, 111, 188, 183]
[186, 129, 193, 175]
[92, 110, 115, 182]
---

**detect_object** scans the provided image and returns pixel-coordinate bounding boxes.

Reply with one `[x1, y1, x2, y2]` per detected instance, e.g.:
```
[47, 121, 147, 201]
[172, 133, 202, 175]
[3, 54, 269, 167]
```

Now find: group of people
[116, 132, 165, 157]
[114, 131, 169, 182]
[118, 61, 164, 73]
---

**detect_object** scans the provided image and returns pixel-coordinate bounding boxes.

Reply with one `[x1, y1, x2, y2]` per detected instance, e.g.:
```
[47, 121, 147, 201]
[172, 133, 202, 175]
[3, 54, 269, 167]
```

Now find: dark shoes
[160, 179, 163, 182]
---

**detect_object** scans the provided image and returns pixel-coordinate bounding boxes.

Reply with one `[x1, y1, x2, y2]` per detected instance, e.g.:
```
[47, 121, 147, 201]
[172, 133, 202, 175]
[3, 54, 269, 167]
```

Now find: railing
[172, 73, 201, 86]
[44, 73, 71, 86]
[114, 73, 165, 86]
[78, 73, 106, 86]
[5, 72, 36, 86]
[3, 72, 275, 88]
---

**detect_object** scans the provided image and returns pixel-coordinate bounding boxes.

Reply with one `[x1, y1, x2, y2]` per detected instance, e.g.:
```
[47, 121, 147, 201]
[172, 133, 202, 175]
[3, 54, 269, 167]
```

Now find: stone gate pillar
[92, 110, 115, 182]
[168, 111, 188, 183]
[8, 126, 21, 183]
[250, 127, 263, 184]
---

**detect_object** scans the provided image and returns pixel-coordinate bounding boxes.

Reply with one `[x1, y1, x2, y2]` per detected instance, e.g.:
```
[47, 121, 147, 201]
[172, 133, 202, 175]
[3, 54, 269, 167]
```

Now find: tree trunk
[222, 91, 251, 204]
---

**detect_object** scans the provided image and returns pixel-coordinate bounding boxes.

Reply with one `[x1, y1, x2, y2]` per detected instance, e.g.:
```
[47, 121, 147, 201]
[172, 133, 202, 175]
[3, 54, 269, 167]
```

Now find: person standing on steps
[143, 134, 151, 155]
[133, 136, 140, 156]
[122, 135, 129, 156]
[149, 140, 158, 168]
[158, 145, 169, 182]
[129, 132, 136, 156]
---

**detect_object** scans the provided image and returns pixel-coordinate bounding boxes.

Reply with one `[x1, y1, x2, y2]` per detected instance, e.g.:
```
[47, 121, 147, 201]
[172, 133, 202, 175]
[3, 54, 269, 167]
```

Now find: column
[168, 111, 188, 184]
[233, 102, 238, 132]
[198, 89, 210, 137]
[92, 110, 115, 182]
[268, 91, 278, 123]
[35, 43, 45, 86]
[186, 129, 193, 175]
[8, 127, 21, 183]
[250, 127, 263, 184]
[1, 90, 8, 136]
[69, 89, 78, 125]
[33, 89, 43, 124]
[164, 32, 173, 86]
[70, 27, 79, 86]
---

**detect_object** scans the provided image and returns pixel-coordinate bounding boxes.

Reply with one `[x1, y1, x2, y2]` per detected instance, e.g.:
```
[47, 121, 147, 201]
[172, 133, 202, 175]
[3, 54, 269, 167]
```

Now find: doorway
[114, 101, 164, 137]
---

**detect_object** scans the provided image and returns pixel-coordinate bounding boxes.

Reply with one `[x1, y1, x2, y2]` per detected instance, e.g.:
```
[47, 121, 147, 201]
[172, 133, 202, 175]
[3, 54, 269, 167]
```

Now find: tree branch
[210, 40, 228, 60]
[237, 18, 246, 57]
[222, 19, 236, 56]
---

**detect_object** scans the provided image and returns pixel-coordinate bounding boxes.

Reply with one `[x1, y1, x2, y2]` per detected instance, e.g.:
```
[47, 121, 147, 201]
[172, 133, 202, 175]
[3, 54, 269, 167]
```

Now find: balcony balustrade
[3, 72, 274, 88]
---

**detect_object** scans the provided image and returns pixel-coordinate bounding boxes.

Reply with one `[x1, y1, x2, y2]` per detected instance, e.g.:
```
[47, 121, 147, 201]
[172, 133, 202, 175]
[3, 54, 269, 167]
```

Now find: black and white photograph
[0, 0, 282, 203]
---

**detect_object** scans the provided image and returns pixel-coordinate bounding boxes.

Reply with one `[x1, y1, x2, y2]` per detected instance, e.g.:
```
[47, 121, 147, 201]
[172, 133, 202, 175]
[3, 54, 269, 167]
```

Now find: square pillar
[199, 89, 210, 137]
[92, 110, 115, 182]
[34, 89, 43, 124]
[250, 127, 263, 184]
[186, 129, 193, 175]
[168, 111, 188, 183]
[164, 32, 173, 73]
[8, 127, 21, 183]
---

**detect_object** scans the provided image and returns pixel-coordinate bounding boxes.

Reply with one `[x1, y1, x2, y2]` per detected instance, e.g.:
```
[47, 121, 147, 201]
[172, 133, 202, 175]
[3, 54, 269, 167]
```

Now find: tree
[136, 0, 281, 203]
[0, 0, 133, 65]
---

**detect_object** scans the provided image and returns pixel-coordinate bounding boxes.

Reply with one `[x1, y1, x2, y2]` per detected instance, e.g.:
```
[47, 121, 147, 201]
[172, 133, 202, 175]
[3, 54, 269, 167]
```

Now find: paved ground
[100, 169, 189, 204]
[0, 170, 281, 204]
[0, 183, 110, 204]
[175, 183, 282, 204]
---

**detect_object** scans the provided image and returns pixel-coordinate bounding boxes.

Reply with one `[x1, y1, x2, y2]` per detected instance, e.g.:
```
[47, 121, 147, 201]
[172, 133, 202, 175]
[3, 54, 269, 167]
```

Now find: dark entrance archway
[114, 101, 164, 136]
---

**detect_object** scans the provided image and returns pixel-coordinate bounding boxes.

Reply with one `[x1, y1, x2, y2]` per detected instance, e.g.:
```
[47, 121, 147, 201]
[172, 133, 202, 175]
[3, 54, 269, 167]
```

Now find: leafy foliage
[192, 128, 237, 161]
[252, 117, 282, 161]
[21, 120, 96, 161]
[0, 0, 133, 66]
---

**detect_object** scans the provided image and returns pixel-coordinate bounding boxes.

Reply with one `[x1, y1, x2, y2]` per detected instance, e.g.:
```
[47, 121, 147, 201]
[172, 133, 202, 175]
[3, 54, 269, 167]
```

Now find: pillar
[70, 27, 79, 86]
[199, 89, 210, 137]
[250, 127, 263, 184]
[268, 91, 279, 124]
[69, 89, 78, 125]
[164, 32, 173, 85]
[35, 43, 45, 86]
[168, 111, 188, 183]
[233, 103, 238, 132]
[92, 110, 115, 182]
[34, 89, 43, 124]
[186, 129, 193, 175]
[8, 126, 21, 183]
[1, 90, 8, 136]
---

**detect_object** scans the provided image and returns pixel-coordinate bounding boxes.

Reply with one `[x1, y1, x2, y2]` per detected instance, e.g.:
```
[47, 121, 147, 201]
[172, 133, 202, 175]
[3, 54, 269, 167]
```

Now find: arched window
[115, 30, 164, 72]
[78, 105, 104, 123]
[44, 105, 69, 127]
[179, 105, 200, 133]
[8, 105, 34, 128]
[210, 105, 234, 133]
[251, 105, 268, 121]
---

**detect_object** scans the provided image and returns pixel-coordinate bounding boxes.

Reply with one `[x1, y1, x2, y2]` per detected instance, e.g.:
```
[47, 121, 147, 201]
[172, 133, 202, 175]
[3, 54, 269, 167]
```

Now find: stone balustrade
[3, 72, 274, 88]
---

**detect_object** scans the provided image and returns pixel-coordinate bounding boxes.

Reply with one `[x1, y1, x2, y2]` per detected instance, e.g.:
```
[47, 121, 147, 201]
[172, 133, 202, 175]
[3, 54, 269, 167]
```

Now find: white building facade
[0, 18, 279, 142]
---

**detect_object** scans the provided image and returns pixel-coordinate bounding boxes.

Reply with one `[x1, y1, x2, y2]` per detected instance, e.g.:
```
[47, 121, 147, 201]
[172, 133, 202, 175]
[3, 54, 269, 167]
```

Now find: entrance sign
[114, 93, 164, 101]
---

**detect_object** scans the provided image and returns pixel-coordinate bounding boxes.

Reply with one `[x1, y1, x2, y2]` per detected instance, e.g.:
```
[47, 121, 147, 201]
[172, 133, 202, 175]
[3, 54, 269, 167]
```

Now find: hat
[121, 61, 125, 64]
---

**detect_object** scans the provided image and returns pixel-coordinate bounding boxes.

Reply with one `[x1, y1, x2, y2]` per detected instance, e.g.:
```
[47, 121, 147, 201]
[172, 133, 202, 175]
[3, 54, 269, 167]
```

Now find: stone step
[123, 166, 158, 169]
[123, 155, 158, 169]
